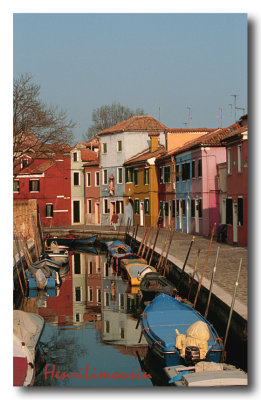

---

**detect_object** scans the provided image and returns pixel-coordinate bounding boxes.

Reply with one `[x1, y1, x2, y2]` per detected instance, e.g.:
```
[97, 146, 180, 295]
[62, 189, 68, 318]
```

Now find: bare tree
[83, 102, 145, 140]
[13, 73, 76, 176]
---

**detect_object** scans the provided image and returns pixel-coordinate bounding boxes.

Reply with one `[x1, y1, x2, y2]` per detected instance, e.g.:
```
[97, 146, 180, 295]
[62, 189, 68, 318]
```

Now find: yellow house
[124, 132, 165, 227]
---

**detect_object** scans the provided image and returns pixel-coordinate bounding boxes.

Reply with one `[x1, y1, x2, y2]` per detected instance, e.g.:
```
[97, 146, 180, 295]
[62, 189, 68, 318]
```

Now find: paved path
[43, 224, 248, 320]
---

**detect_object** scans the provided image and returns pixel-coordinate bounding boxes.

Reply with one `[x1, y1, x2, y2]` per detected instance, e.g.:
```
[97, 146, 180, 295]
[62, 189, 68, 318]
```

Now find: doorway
[140, 202, 145, 226]
[233, 202, 238, 243]
[73, 200, 80, 223]
[95, 202, 100, 224]
[195, 199, 199, 233]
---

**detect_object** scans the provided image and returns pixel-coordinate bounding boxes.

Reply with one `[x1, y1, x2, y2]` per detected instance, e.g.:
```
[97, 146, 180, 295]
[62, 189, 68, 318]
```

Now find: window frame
[29, 179, 40, 192]
[117, 167, 123, 184]
[86, 172, 91, 187]
[125, 167, 133, 183]
[144, 198, 150, 215]
[238, 196, 243, 226]
[134, 198, 140, 214]
[198, 159, 202, 178]
[13, 180, 20, 193]
[73, 152, 78, 162]
[227, 148, 232, 175]
[238, 144, 242, 173]
[87, 199, 92, 214]
[103, 169, 108, 185]
[103, 198, 109, 214]
[73, 171, 80, 186]
[102, 142, 107, 154]
[95, 171, 100, 187]
[192, 160, 196, 179]
[163, 165, 171, 183]
[134, 168, 139, 186]
[117, 140, 122, 152]
[46, 203, 53, 218]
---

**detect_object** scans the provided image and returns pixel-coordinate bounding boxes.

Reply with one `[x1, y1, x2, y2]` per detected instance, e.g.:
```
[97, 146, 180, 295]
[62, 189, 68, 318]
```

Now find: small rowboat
[141, 294, 222, 367]
[121, 259, 156, 286]
[164, 362, 248, 386]
[140, 272, 178, 301]
[41, 250, 69, 265]
[32, 258, 63, 272]
[44, 235, 97, 247]
[13, 310, 45, 386]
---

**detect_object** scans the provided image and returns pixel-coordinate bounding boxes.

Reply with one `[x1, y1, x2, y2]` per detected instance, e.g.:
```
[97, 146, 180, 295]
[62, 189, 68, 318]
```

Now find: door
[140, 202, 144, 226]
[222, 198, 226, 225]
[73, 200, 80, 223]
[195, 199, 199, 233]
[186, 198, 190, 233]
[169, 200, 171, 226]
[179, 200, 182, 231]
[95, 203, 100, 224]
[233, 202, 238, 243]
[110, 201, 115, 224]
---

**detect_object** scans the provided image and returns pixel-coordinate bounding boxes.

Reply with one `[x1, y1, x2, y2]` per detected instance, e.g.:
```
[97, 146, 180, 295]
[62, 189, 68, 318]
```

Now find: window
[73, 152, 78, 162]
[198, 199, 202, 218]
[159, 167, 163, 184]
[13, 180, 19, 192]
[102, 143, 107, 154]
[117, 141, 122, 152]
[198, 159, 202, 178]
[191, 199, 195, 217]
[74, 253, 81, 274]
[117, 167, 123, 184]
[103, 198, 109, 214]
[46, 204, 53, 217]
[134, 199, 139, 214]
[226, 198, 232, 225]
[144, 168, 149, 185]
[172, 200, 175, 218]
[144, 198, 150, 215]
[75, 287, 81, 302]
[238, 197, 243, 226]
[164, 166, 170, 183]
[134, 169, 139, 186]
[95, 171, 100, 186]
[238, 144, 242, 173]
[164, 202, 169, 217]
[29, 180, 40, 192]
[125, 167, 133, 183]
[89, 261, 93, 275]
[192, 160, 195, 178]
[175, 165, 180, 182]
[97, 289, 101, 303]
[86, 172, 91, 187]
[181, 199, 186, 216]
[87, 199, 92, 214]
[176, 200, 179, 216]
[182, 163, 190, 181]
[73, 172, 80, 186]
[116, 200, 124, 214]
[103, 169, 108, 185]
[88, 286, 93, 302]
[21, 159, 28, 169]
[227, 148, 232, 174]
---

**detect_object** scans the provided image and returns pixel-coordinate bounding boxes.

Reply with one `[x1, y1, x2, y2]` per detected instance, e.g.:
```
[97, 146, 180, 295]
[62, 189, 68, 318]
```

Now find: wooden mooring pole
[148, 226, 160, 266]
[137, 228, 148, 256]
[141, 227, 152, 258]
[156, 228, 170, 271]
[221, 258, 243, 362]
[204, 246, 220, 319]
[145, 227, 154, 261]
[193, 223, 216, 308]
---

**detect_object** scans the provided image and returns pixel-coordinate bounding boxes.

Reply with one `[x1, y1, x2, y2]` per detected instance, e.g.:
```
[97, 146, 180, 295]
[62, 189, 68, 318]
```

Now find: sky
[13, 13, 247, 144]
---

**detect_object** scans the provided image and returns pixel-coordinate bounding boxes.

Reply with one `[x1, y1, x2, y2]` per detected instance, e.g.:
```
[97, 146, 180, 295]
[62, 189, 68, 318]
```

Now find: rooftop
[98, 115, 168, 135]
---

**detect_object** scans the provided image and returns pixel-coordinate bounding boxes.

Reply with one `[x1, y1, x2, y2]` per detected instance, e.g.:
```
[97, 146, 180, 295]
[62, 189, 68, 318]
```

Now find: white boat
[13, 310, 45, 386]
[164, 361, 248, 386]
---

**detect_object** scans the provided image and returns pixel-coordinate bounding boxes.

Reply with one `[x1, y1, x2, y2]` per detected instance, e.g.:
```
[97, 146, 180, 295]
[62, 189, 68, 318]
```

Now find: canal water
[17, 249, 164, 387]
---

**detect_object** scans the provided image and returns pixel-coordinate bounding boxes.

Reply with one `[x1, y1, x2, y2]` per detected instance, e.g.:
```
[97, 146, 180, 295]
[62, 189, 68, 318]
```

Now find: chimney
[149, 132, 160, 152]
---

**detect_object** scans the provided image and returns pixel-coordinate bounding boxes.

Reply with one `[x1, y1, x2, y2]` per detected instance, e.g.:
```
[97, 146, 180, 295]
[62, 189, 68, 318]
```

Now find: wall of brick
[13, 199, 38, 241]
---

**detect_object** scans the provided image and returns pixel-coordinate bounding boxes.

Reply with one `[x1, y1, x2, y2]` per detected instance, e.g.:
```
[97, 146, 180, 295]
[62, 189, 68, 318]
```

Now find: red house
[13, 151, 72, 228]
[221, 115, 248, 246]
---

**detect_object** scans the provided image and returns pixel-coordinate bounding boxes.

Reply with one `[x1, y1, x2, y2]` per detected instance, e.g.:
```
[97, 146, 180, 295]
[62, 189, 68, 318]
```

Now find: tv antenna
[231, 94, 238, 122]
[186, 106, 192, 127]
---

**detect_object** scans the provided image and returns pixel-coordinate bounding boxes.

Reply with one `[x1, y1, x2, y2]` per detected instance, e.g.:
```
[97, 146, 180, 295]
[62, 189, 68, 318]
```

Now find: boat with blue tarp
[141, 294, 222, 367]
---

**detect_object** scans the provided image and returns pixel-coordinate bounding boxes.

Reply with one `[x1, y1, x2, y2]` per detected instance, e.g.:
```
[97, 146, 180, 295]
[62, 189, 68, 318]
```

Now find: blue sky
[13, 13, 247, 143]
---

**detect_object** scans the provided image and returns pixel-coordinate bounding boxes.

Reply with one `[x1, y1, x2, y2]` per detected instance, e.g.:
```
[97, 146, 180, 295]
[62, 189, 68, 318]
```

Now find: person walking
[111, 212, 119, 231]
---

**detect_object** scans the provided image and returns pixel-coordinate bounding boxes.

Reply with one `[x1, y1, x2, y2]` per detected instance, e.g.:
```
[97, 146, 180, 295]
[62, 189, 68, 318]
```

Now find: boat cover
[175, 321, 210, 359]
[13, 311, 44, 349]
[144, 294, 217, 350]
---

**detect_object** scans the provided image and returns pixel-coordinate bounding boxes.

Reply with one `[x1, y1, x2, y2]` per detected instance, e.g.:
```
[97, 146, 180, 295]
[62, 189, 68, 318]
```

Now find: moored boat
[164, 362, 248, 386]
[141, 294, 222, 367]
[121, 259, 157, 286]
[26, 267, 60, 290]
[32, 258, 63, 272]
[41, 250, 69, 265]
[13, 310, 45, 386]
[139, 272, 178, 301]
[44, 234, 97, 247]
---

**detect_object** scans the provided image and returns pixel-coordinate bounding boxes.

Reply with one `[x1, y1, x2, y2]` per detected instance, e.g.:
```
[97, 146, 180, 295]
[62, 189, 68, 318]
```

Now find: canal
[16, 248, 163, 387]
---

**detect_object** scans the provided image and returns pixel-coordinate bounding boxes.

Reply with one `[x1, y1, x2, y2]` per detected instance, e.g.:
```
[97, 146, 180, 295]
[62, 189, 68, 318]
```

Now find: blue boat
[73, 235, 97, 246]
[141, 294, 222, 367]
[26, 269, 58, 290]
[44, 235, 97, 247]
[105, 240, 135, 269]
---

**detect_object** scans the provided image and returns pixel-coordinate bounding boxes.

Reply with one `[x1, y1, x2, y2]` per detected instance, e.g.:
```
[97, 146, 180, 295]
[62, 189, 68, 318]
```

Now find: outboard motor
[184, 346, 201, 365]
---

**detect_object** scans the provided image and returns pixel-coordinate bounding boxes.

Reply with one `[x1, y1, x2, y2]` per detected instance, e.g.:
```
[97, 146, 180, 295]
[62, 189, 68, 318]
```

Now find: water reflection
[19, 249, 153, 387]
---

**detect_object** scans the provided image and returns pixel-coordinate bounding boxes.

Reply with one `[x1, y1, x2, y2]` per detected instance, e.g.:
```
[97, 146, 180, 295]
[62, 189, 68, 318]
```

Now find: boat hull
[141, 294, 222, 367]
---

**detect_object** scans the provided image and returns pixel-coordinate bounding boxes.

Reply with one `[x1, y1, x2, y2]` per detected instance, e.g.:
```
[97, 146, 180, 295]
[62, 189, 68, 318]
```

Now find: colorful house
[124, 132, 165, 227]
[13, 151, 72, 227]
[98, 116, 167, 225]
[70, 144, 98, 225]
[165, 122, 241, 236]
[221, 115, 248, 246]
[156, 129, 212, 228]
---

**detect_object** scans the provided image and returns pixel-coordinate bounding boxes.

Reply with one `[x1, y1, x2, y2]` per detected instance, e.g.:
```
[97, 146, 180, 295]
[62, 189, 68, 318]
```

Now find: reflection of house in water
[72, 252, 102, 326]
[101, 254, 148, 352]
